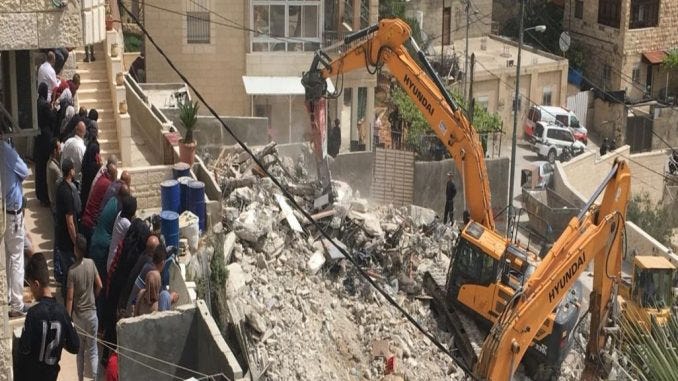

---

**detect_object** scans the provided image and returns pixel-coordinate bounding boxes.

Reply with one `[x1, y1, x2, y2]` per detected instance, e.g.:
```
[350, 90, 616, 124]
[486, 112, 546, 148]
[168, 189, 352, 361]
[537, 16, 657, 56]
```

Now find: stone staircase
[75, 43, 120, 160]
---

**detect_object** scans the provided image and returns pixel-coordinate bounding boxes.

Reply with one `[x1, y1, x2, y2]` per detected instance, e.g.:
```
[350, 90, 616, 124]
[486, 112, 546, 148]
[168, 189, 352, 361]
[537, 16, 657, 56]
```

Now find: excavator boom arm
[475, 159, 631, 380]
[302, 19, 495, 230]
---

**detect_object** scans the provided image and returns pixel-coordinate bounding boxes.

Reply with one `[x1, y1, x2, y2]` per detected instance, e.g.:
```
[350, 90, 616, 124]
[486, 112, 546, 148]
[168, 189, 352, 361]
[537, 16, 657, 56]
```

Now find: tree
[661, 49, 678, 101]
[390, 83, 502, 159]
[626, 193, 677, 246]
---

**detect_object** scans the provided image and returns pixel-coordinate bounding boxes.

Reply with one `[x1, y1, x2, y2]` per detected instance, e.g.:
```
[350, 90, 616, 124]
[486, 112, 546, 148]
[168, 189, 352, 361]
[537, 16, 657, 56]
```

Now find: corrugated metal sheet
[370, 148, 415, 206]
[566, 90, 591, 128]
[642, 50, 667, 65]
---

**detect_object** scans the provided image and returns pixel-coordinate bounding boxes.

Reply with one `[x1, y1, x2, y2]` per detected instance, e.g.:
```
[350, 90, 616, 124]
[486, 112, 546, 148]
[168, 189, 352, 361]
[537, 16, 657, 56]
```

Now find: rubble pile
[200, 143, 466, 380]
[196, 143, 587, 380]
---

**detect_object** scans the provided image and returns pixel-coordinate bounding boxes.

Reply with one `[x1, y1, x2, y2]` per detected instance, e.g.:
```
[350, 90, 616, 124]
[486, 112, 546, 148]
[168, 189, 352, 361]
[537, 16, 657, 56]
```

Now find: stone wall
[124, 165, 173, 210]
[413, 157, 509, 228]
[125, 76, 173, 164]
[144, 0, 248, 116]
[0, 0, 84, 50]
[625, 221, 678, 268]
[557, 145, 669, 207]
[161, 109, 269, 150]
[651, 105, 678, 150]
[118, 301, 243, 381]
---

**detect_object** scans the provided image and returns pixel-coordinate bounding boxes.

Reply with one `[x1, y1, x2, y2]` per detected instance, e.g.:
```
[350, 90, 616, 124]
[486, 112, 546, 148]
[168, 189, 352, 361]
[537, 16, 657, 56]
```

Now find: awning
[642, 50, 667, 65]
[242, 76, 334, 96]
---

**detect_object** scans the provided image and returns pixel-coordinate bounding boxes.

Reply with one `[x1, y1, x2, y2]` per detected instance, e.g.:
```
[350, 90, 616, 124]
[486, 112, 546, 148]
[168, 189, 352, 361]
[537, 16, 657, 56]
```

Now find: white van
[523, 106, 588, 144]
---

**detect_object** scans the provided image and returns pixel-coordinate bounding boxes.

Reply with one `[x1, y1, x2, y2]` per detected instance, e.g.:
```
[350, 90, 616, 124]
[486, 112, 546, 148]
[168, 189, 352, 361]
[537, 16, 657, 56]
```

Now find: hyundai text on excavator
[301, 18, 671, 380]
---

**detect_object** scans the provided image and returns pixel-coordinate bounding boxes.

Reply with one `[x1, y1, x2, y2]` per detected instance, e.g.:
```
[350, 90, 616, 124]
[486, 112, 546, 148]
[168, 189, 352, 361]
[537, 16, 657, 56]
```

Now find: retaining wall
[413, 157, 510, 227]
[118, 300, 243, 381]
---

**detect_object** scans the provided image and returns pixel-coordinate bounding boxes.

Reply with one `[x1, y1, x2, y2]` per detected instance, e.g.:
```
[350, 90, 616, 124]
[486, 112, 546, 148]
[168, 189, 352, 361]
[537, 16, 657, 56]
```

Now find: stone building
[0, 0, 106, 136]
[563, 0, 678, 102]
[404, 0, 493, 49]
[451, 35, 569, 138]
[0, 2, 105, 379]
[144, 0, 379, 152]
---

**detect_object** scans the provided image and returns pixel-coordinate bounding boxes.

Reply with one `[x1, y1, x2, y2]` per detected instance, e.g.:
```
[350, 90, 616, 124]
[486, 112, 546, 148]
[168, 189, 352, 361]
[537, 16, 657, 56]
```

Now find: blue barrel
[187, 180, 206, 232]
[172, 162, 191, 179]
[160, 210, 180, 249]
[160, 179, 180, 213]
[177, 176, 193, 213]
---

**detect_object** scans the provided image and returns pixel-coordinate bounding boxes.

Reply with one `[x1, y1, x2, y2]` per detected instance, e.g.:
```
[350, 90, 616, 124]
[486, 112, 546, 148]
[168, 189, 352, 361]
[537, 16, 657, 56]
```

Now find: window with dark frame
[603, 64, 612, 85]
[187, 0, 210, 44]
[630, 0, 660, 29]
[575, 0, 584, 19]
[542, 86, 552, 106]
[598, 0, 622, 28]
[632, 66, 641, 83]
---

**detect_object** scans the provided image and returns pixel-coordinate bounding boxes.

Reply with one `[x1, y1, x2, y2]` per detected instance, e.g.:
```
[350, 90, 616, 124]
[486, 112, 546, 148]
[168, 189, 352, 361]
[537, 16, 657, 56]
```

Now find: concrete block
[225, 263, 251, 298]
[0, 13, 38, 50]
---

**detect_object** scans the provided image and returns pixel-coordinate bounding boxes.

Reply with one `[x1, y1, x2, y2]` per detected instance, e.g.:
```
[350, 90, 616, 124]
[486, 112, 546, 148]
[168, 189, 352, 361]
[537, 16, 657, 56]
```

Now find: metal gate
[626, 116, 653, 153]
[371, 148, 415, 206]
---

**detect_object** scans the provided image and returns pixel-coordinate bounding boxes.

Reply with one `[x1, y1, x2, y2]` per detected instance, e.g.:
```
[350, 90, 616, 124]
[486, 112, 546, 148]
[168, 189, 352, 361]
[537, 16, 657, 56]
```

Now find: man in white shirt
[61, 121, 87, 183]
[37, 52, 60, 102]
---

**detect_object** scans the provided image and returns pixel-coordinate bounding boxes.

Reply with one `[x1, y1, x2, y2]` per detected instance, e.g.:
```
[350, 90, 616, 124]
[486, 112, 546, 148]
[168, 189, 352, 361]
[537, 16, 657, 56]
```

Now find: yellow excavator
[301, 18, 675, 380]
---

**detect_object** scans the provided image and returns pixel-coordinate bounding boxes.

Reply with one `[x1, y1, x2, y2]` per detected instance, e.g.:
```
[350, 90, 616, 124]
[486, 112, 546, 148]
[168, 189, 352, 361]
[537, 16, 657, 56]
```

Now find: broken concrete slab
[408, 205, 437, 227]
[225, 263, 252, 298]
[307, 250, 326, 275]
[223, 231, 237, 264]
[351, 198, 369, 213]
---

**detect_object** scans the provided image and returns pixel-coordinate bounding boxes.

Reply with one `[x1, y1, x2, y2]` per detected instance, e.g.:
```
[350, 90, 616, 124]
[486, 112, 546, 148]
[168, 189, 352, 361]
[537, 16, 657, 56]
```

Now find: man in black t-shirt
[15, 253, 79, 381]
[55, 158, 80, 294]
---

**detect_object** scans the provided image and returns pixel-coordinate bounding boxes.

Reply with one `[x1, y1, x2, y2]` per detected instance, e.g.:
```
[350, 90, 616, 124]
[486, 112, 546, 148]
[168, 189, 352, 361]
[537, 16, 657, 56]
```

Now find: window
[546, 128, 574, 142]
[251, 0, 322, 52]
[602, 64, 612, 85]
[542, 86, 552, 106]
[555, 114, 568, 127]
[528, 107, 541, 122]
[630, 0, 659, 29]
[476, 95, 489, 110]
[598, 0, 621, 28]
[575, 0, 584, 19]
[632, 66, 641, 83]
[187, 0, 210, 44]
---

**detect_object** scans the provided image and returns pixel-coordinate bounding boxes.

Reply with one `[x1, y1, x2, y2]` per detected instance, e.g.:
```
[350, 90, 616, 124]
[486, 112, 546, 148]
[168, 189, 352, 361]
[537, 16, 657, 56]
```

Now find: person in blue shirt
[0, 131, 30, 317]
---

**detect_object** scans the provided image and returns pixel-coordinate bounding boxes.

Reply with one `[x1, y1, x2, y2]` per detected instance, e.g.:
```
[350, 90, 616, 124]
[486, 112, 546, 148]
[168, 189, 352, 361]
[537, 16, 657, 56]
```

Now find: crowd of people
[2, 49, 178, 381]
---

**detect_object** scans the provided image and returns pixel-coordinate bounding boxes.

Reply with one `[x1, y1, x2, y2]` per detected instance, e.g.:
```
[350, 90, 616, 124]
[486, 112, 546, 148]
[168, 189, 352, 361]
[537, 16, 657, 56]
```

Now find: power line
[119, 2, 478, 378]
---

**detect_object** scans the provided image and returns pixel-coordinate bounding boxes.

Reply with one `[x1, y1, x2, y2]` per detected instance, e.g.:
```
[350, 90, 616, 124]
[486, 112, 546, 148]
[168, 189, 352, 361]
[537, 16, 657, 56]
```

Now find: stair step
[98, 139, 118, 151]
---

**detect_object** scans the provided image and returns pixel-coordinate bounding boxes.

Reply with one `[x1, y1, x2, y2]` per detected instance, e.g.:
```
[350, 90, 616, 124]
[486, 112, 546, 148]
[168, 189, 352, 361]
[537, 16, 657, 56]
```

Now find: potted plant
[105, 3, 114, 30]
[178, 99, 199, 165]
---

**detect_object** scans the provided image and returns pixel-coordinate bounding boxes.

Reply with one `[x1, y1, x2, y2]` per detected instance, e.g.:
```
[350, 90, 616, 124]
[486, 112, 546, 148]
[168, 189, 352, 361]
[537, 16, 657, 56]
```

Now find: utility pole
[463, 0, 470, 100]
[469, 53, 475, 124]
[507, 0, 525, 237]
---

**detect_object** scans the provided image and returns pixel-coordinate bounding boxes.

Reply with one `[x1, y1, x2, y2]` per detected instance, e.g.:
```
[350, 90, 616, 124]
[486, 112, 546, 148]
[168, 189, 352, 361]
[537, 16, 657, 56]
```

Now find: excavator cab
[625, 256, 676, 327]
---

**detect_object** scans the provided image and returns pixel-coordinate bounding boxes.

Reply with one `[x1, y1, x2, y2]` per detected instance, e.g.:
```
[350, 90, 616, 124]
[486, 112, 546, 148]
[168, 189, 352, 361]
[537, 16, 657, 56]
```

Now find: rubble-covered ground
[191, 143, 588, 381]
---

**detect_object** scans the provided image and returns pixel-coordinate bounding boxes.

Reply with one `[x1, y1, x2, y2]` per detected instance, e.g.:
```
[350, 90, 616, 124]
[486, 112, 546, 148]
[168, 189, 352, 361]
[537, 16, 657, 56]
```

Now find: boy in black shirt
[15, 253, 80, 381]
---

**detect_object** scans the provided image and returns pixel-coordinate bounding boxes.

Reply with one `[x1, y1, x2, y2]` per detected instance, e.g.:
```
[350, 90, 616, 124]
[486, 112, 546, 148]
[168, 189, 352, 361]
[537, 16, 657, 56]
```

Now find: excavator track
[423, 271, 478, 369]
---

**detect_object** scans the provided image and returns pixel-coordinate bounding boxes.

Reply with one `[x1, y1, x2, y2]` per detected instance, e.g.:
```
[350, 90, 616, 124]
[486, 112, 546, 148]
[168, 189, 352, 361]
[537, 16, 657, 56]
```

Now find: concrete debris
[208, 144, 593, 381]
[307, 250, 326, 275]
[225, 263, 251, 298]
[408, 205, 437, 228]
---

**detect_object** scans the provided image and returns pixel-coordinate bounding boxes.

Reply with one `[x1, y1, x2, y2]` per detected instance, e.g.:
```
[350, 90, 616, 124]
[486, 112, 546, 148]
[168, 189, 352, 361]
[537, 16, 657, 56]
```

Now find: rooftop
[432, 35, 567, 77]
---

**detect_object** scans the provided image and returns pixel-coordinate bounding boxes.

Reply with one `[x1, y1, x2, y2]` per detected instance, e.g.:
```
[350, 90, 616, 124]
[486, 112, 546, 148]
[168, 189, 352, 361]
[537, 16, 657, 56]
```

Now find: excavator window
[633, 268, 674, 308]
[452, 239, 498, 286]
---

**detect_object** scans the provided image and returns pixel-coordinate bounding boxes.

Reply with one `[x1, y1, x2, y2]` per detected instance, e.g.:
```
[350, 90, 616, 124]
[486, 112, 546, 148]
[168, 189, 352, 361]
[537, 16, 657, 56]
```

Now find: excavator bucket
[305, 97, 332, 204]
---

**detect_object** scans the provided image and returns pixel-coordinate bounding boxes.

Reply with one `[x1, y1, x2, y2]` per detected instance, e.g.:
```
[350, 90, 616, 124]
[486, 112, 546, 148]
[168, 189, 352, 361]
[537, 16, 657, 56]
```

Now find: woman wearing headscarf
[35, 82, 55, 206]
[80, 127, 101, 207]
[134, 270, 162, 316]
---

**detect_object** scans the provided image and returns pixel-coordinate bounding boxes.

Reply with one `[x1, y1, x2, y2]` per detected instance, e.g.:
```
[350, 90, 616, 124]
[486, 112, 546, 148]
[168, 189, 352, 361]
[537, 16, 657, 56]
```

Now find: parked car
[532, 122, 586, 163]
[523, 105, 588, 144]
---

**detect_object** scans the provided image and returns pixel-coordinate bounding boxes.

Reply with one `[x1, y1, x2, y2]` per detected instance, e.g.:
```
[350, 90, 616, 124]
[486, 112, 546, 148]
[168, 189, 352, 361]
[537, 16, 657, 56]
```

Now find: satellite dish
[559, 31, 571, 53]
